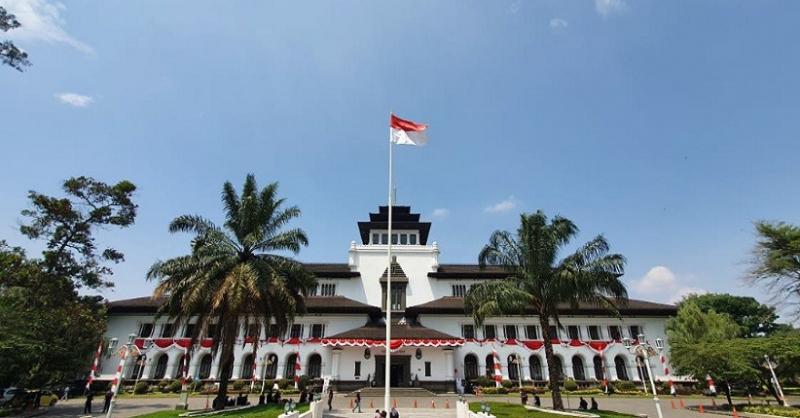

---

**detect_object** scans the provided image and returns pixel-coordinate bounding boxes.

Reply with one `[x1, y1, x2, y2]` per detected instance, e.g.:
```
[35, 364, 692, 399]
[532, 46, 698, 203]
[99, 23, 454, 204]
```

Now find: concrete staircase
[344, 387, 437, 397]
[325, 408, 455, 418]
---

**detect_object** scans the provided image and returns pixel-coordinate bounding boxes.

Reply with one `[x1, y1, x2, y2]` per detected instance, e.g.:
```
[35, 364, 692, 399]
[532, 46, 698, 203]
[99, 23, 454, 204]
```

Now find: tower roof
[357, 205, 432, 245]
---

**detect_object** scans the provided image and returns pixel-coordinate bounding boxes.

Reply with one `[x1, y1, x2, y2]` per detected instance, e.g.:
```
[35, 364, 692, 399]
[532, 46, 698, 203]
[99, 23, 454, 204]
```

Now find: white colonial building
[99, 206, 678, 393]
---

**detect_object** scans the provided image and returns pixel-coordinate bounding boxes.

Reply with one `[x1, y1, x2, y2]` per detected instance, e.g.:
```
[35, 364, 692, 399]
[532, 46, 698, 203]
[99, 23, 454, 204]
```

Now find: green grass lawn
[469, 401, 635, 418]
[131, 403, 310, 418]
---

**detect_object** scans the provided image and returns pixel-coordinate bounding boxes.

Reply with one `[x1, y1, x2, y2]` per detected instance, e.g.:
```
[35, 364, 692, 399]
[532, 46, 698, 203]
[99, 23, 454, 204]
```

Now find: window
[320, 283, 336, 296]
[636, 356, 650, 381]
[572, 356, 586, 380]
[484, 325, 496, 340]
[593, 356, 604, 380]
[381, 234, 388, 244]
[307, 354, 322, 378]
[452, 284, 467, 297]
[354, 361, 361, 378]
[529, 356, 543, 380]
[424, 361, 432, 377]
[614, 356, 628, 380]
[409, 234, 417, 245]
[550, 356, 563, 382]
[265, 354, 278, 379]
[184, 323, 197, 338]
[525, 325, 538, 340]
[400, 234, 408, 245]
[130, 357, 145, 379]
[153, 355, 168, 379]
[391, 234, 398, 245]
[504, 325, 518, 340]
[139, 323, 154, 338]
[242, 354, 255, 379]
[289, 324, 303, 339]
[268, 324, 281, 338]
[199, 355, 212, 379]
[206, 323, 219, 338]
[548, 325, 559, 340]
[247, 324, 260, 338]
[462, 324, 475, 339]
[383, 284, 406, 311]
[285, 354, 299, 379]
[161, 323, 174, 338]
[308, 285, 318, 296]
[507, 355, 520, 381]
[588, 326, 601, 340]
[567, 325, 581, 340]
[372, 233, 379, 244]
[311, 324, 325, 338]
[485, 354, 495, 376]
[464, 355, 479, 380]
[629, 326, 641, 339]
[107, 338, 118, 353]
[609, 326, 622, 341]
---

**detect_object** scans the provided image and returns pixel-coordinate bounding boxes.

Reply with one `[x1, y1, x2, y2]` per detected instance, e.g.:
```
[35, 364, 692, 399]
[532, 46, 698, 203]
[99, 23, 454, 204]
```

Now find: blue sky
[2, 0, 799, 318]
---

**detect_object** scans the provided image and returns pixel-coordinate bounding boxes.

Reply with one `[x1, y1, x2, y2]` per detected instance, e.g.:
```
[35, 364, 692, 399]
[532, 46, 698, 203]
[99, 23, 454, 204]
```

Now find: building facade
[100, 206, 678, 392]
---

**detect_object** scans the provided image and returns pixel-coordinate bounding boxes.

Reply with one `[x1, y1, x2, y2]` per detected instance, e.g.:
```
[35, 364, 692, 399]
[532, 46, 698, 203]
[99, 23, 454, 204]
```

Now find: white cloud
[431, 208, 450, 219]
[2, 0, 93, 54]
[55, 92, 93, 107]
[549, 18, 569, 29]
[484, 196, 517, 214]
[633, 265, 707, 304]
[595, 0, 627, 17]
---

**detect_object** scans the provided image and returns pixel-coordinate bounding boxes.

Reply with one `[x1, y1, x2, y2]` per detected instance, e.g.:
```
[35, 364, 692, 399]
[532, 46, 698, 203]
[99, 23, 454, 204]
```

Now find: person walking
[102, 388, 113, 413]
[352, 391, 361, 413]
[327, 388, 334, 411]
[83, 390, 94, 414]
[390, 406, 400, 418]
[61, 387, 70, 401]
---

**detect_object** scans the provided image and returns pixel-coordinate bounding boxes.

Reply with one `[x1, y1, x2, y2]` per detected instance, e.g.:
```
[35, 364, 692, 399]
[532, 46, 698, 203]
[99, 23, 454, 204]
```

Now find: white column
[164, 352, 178, 379]
[521, 356, 531, 381]
[331, 350, 341, 380]
[232, 355, 244, 379]
[444, 350, 454, 380]
[209, 352, 221, 379]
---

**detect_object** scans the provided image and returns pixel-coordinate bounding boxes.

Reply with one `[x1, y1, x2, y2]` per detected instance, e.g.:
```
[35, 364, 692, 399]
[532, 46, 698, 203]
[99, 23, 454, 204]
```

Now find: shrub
[501, 379, 513, 389]
[563, 379, 578, 391]
[232, 380, 246, 391]
[169, 381, 183, 393]
[742, 406, 800, 418]
[481, 387, 509, 395]
[134, 382, 149, 394]
[614, 380, 638, 392]
[474, 376, 493, 388]
[188, 380, 204, 393]
[277, 379, 290, 389]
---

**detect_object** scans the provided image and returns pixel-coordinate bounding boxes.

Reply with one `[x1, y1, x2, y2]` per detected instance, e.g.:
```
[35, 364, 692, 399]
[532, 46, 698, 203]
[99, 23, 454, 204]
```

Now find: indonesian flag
[294, 353, 302, 388]
[492, 348, 503, 388]
[390, 114, 428, 146]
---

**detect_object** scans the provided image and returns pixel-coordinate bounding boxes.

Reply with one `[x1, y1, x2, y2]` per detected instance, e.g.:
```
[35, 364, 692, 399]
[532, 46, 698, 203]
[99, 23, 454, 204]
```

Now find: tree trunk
[723, 380, 733, 409]
[540, 316, 564, 410]
[215, 358, 231, 410]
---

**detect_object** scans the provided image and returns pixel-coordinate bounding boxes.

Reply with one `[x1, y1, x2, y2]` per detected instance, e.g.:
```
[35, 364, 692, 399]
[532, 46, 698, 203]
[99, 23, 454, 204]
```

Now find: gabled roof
[325, 321, 459, 340]
[108, 295, 380, 315]
[379, 260, 409, 283]
[427, 264, 510, 279]
[302, 263, 360, 278]
[406, 296, 677, 316]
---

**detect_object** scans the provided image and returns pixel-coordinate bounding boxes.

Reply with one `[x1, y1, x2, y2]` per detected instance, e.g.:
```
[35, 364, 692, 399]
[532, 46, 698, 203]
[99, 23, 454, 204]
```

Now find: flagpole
[384, 120, 393, 413]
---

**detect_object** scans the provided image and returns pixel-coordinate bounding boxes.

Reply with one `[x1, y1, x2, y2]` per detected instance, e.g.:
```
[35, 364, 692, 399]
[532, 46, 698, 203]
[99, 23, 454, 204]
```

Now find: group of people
[578, 396, 599, 411]
[347, 391, 399, 418]
[82, 388, 114, 415]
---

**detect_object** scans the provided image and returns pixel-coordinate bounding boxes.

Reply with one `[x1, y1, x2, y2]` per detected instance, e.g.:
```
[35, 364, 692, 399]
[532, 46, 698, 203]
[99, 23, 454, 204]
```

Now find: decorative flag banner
[294, 353, 302, 389]
[660, 354, 676, 395]
[492, 348, 503, 388]
[85, 340, 104, 390]
[110, 349, 129, 393]
[390, 114, 428, 146]
[706, 375, 716, 394]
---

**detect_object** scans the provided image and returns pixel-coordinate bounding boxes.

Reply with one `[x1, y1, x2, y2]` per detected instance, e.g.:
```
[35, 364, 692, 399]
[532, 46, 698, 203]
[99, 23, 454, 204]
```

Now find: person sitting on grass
[579, 397, 588, 410]
[590, 397, 598, 411]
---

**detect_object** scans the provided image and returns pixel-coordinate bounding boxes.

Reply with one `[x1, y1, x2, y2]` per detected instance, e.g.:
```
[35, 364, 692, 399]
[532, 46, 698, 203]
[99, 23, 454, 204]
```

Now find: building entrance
[375, 355, 411, 387]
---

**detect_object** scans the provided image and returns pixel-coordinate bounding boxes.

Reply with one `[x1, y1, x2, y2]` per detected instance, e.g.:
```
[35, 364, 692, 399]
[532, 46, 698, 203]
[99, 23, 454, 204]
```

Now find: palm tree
[465, 211, 627, 410]
[147, 174, 315, 409]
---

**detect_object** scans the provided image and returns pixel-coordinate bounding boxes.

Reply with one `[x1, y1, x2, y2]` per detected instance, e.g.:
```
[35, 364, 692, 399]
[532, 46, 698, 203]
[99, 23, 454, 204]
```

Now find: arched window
[286, 353, 299, 379]
[307, 354, 322, 378]
[593, 356, 604, 380]
[507, 355, 520, 381]
[485, 354, 495, 377]
[464, 355, 479, 380]
[219, 354, 234, 380]
[265, 354, 278, 379]
[614, 355, 628, 380]
[529, 356, 543, 380]
[153, 354, 168, 380]
[636, 356, 650, 382]
[241, 354, 255, 379]
[572, 356, 586, 380]
[198, 354, 212, 379]
[129, 356, 145, 379]
[174, 354, 189, 379]
[550, 356, 563, 382]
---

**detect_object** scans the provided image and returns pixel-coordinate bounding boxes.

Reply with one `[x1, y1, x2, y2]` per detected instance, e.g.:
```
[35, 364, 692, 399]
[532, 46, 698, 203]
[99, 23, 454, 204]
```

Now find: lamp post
[623, 334, 663, 418]
[763, 355, 787, 407]
[106, 334, 140, 418]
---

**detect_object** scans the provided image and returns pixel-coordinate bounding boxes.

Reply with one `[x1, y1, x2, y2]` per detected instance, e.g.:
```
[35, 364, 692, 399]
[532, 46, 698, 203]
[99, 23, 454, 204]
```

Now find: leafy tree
[0, 242, 106, 388]
[464, 211, 627, 410]
[147, 174, 315, 410]
[20, 176, 137, 289]
[748, 221, 800, 319]
[678, 293, 780, 337]
[1, 6, 31, 71]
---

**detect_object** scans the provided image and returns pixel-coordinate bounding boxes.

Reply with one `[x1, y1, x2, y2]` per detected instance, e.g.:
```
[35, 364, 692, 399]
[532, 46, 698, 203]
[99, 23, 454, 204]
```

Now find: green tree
[147, 174, 315, 410]
[464, 211, 627, 410]
[678, 293, 780, 337]
[20, 176, 137, 289]
[1, 6, 31, 71]
[748, 221, 800, 318]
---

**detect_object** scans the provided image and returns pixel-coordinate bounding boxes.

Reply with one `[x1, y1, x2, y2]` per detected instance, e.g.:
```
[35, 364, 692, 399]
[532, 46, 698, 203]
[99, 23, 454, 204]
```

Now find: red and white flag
[706, 375, 716, 394]
[390, 114, 428, 146]
[294, 353, 302, 388]
[492, 348, 503, 388]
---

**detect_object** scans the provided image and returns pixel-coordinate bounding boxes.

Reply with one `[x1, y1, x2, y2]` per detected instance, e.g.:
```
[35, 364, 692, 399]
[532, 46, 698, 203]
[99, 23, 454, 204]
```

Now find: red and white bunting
[492, 348, 503, 388]
[110, 349, 129, 393]
[85, 340, 104, 390]
[320, 338, 463, 351]
[660, 354, 675, 395]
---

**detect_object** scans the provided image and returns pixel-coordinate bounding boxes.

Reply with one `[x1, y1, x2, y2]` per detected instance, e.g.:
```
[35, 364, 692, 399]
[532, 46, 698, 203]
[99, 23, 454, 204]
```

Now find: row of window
[464, 353, 649, 382]
[370, 232, 419, 245]
[461, 324, 643, 341]
[129, 352, 324, 381]
[307, 283, 336, 297]
[137, 322, 327, 339]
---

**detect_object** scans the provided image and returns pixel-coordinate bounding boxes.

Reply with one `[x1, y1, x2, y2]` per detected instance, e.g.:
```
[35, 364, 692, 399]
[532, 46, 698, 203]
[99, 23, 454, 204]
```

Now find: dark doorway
[375, 356, 411, 387]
